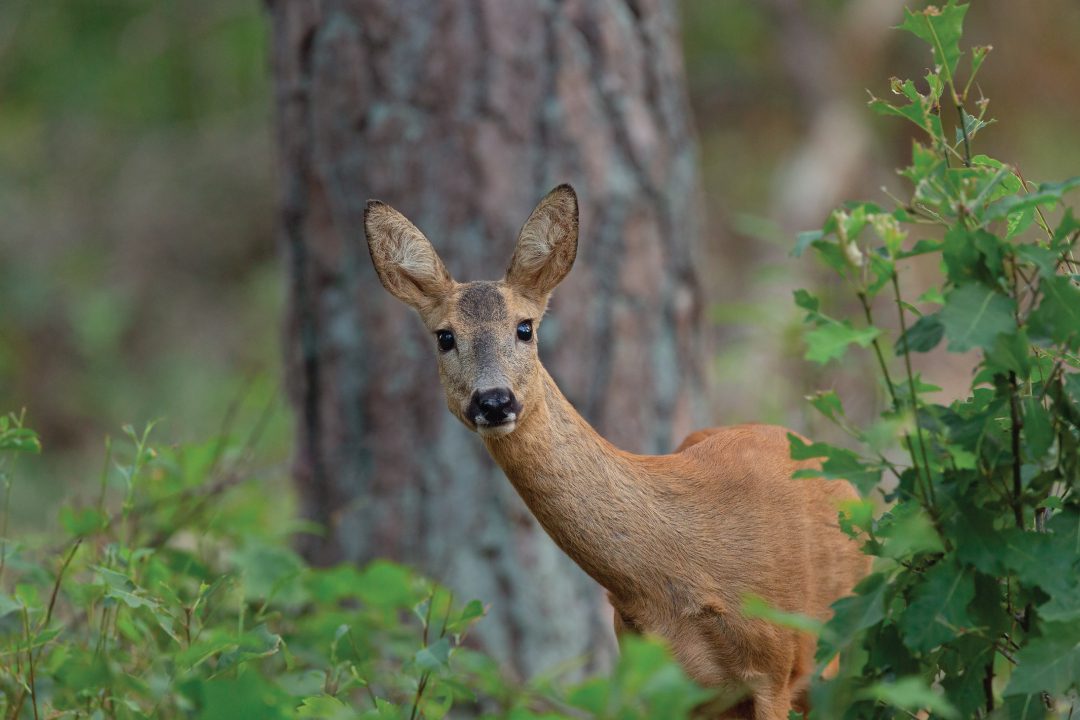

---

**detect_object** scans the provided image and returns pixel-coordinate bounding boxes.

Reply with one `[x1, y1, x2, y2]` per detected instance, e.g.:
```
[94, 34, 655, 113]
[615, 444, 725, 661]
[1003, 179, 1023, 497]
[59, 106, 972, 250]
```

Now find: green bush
[795, 3, 1080, 717]
[0, 414, 708, 719]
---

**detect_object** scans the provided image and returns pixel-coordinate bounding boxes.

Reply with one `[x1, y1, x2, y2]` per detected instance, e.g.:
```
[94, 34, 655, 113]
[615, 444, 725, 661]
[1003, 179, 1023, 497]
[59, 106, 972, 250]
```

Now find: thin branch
[1008, 371, 1025, 529]
[956, 103, 972, 167]
[892, 273, 937, 508]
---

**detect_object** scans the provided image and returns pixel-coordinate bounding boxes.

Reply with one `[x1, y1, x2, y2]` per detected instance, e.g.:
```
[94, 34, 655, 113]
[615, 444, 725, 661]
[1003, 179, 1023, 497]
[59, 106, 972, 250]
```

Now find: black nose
[469, 388, 518, 425]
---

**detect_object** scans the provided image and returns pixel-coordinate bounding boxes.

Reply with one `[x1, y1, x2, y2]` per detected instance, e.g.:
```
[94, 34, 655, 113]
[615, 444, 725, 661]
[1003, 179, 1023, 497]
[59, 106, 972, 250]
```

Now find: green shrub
[795, 3, 1080, 717]
[0, 414, 707, 719]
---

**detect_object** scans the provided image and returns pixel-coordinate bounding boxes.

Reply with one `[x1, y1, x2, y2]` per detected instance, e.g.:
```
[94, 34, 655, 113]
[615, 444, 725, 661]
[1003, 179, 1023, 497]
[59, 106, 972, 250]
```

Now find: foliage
[0, 414, 708, 719]
[795, 3, 1080, 717]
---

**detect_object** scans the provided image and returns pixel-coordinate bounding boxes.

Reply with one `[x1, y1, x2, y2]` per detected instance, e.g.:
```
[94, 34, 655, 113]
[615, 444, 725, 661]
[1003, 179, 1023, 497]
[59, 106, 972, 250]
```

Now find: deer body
[365, 186, 869, 719]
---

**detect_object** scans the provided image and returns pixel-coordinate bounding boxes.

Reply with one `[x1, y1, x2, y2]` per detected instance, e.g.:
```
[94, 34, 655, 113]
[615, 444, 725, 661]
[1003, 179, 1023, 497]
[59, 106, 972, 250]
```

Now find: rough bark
[269, 0, 704, 679]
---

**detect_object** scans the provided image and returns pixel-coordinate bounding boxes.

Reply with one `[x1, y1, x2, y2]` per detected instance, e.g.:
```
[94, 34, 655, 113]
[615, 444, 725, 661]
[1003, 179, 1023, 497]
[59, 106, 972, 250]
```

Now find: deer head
[364, 185, 578, 438]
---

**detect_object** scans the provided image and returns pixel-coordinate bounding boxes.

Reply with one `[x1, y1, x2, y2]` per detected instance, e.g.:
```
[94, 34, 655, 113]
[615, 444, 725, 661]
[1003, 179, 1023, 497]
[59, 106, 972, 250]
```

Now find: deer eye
[516, 320, 533, 342]
[435, 329, 455, 353]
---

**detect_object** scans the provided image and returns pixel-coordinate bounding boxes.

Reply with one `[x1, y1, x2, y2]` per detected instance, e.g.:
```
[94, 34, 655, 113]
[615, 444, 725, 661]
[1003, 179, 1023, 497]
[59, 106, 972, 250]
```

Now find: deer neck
[483, 365, 662, 595]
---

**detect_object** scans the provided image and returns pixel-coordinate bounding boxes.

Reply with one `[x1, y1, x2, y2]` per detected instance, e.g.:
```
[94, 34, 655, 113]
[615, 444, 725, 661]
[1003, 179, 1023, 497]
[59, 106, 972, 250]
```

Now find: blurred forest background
[3, 0, 1080, 528]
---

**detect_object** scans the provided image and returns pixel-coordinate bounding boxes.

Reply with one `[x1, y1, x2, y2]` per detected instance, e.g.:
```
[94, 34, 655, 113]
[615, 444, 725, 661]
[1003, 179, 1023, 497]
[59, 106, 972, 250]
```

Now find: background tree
[268, 0, 705, 678]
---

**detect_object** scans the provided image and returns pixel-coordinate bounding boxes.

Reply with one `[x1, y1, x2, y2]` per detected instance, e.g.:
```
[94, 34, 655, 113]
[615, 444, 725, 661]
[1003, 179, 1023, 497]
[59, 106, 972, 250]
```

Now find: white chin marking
[476, 421, 517, 438]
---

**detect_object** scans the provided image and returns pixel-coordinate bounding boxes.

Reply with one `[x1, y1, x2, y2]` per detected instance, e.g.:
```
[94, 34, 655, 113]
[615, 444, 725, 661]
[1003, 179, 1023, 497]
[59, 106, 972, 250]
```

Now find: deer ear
[505, 184, 578, 302]
[365, 201, 453, 310]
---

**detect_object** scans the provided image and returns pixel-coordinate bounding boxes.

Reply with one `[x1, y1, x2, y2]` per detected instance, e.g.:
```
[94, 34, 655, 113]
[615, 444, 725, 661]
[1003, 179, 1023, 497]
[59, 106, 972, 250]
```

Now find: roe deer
[364, 184, 870, 719]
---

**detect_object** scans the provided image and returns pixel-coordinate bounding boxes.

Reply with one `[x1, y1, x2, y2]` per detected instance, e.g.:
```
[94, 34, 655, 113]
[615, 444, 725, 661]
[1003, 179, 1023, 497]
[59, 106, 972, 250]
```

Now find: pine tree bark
[270, 0, 704, 678]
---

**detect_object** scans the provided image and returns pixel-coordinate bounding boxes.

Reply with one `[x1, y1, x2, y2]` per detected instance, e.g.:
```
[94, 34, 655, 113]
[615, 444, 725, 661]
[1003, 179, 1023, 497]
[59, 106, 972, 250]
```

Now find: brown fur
[365, 186, 871, 720]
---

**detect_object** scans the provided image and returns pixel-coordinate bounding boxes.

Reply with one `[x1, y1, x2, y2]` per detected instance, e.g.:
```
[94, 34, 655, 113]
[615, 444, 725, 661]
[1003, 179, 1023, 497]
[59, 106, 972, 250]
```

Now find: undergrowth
[0, 414, 706, 719]
[794, 3, 1080, 718]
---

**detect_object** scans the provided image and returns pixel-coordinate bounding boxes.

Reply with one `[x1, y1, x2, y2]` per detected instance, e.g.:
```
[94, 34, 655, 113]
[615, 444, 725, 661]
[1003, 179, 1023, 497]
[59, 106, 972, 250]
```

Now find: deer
[364, 184, 870, 719]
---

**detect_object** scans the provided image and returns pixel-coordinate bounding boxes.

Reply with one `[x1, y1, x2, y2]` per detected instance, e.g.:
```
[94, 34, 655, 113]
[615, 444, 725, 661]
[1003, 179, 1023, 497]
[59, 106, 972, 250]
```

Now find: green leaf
[858, 676, 958, 719]
[446, 599, 486, 634]
[1029, 275, 1080, 349]
[59, 507, 106, 536]
[984, 176, 1080, 221]
[939, 283, 1016, 352]
[1016, 244, 1059, 278]
[788, 435, 881, 495]
[899, 1, 969, 78]
[414, 638, 451, 673]
[296, 696, 357, 720]
[818, 572, 887, 662]
[877, 501, 945, 560]
[742, 594, 825, 637]
[215, 625, 284, 674]
[899, 556, 975, 653]
[1022, 397, 1054, 460]
[793, 230, 823, 258]
[896, 313, 945, 354]
[193, 672, 291, 720]
[804, 320, 881, 364]
[232, 542, 307, 606]
[1007, 206, 1036, 240]
[566, 677, 609, 715]
[355, 561, 418, 610]
[808, 390, 844, 423]
[0, 593, 21, 620]
[955, 109, 992, 146]
[793, 288, 819, 313]
[1040, 583, 1080, 624]
[0, 426, 42, 453]
[984, 329, 1032, 377]
[1005, 623, 1080, 697]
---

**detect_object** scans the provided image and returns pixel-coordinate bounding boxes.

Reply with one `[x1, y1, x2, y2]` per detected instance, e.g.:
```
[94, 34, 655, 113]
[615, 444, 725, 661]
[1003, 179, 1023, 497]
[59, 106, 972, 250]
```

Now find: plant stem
[858, 291, 936, 513]
[857, 293, 899, 404]
[956, 103, 972, 167]
[891, 274, 937, 508]
[1008, 371, 1024, 528]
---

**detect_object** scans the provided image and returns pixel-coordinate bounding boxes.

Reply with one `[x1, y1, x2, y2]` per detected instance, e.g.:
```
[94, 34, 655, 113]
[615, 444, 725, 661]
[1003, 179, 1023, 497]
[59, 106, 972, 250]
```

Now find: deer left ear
[505, 184, 578, 303]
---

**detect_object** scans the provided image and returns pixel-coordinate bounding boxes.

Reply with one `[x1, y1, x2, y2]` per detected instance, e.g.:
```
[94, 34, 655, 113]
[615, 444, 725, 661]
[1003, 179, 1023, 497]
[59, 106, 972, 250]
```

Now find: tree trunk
[269, 0, 704, 679]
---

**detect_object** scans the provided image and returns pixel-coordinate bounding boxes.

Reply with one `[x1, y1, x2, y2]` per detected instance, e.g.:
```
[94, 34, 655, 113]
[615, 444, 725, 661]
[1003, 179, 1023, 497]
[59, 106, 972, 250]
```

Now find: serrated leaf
[1005, 624, 1080, 697]
[59, 507, 106, 537]
[804, 320, 881, 364]
[0, 593, 21, 620]
[955, 109, 992, 146]
[296, 696, 357, 719]
[1006, 207, 1036, 240]
[818, 572, 888, 662]
[793, 288, 819, 313]
[742, 594, 825, 636]
[788, 434, 881, 495]
[899, 1, 969, 78]
[1022, 397, 1054, 460]
[1029, 275, 1080, 349]
[808, 390, 844, 423]
[985, 176, 1080, 221]
[859, 676, 958, 719]
[899, 556, 975, 653]
[878, 501, 945, 559]
[415, 638, 451, 673]
[1016, 244, 1059, 278]
[793, 230, 824, 258]
[1040, 583, 1080, 624]
[939, 283, 1016, 352]
[984, 329, 1032, 377]
[896, 313, 945, 354]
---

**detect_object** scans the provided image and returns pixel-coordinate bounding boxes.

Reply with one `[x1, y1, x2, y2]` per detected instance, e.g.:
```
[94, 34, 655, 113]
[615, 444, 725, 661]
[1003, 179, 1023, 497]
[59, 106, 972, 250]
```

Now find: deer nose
[469, 388, 518, 425]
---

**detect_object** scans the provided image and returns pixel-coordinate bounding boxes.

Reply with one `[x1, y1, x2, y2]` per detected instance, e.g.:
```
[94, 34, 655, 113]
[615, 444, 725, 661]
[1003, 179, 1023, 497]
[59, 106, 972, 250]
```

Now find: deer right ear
[365, 201, 453, 310]
[505, 184, 579, 303]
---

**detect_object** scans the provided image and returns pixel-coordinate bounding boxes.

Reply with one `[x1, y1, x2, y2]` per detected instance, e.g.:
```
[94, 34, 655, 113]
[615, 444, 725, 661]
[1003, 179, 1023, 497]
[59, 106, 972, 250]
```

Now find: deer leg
[608, 593, 641, 637]
[751, 682, 794, 720]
